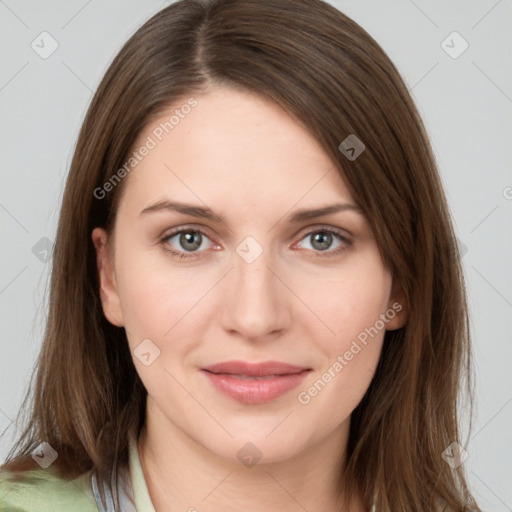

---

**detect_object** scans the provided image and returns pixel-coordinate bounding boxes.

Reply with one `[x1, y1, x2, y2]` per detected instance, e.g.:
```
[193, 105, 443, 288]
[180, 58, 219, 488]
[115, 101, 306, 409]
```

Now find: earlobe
[91, 227, 124, 327]
[386, 279, 408, 331]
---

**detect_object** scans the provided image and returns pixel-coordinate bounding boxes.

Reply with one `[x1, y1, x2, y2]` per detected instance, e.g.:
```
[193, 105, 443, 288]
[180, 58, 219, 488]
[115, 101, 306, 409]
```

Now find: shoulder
[0, 466, 98, 512]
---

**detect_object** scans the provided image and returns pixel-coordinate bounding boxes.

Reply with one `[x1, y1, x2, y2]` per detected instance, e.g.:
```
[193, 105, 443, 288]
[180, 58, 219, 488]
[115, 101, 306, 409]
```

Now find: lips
[201, 360, 311, 404]
[202, 360, 310, 377]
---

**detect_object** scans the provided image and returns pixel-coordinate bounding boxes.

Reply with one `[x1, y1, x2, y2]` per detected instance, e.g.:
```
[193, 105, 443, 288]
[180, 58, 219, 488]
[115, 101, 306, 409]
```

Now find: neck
[137, 402, 364, 512]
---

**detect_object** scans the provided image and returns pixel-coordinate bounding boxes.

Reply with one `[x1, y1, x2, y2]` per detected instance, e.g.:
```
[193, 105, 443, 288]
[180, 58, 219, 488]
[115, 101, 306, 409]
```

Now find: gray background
[1, 0, 511, 510]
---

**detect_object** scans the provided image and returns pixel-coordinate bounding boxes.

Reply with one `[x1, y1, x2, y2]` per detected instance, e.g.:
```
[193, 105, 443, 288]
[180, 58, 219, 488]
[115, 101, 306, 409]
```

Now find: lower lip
[202, 370, 311, 405]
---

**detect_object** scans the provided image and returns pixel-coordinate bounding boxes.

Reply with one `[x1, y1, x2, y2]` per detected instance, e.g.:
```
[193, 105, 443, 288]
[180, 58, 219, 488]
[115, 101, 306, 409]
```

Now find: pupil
[312, 232, 331, 251]
[180, 231, 201, 251]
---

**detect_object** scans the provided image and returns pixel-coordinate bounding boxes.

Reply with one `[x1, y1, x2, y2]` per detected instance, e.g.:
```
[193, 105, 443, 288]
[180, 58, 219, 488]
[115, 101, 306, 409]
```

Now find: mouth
[201, 360, 312, 404]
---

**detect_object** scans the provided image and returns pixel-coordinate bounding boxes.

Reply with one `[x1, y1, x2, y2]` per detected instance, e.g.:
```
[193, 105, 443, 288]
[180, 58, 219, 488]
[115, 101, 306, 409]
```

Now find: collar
[127, 432, 157, 512]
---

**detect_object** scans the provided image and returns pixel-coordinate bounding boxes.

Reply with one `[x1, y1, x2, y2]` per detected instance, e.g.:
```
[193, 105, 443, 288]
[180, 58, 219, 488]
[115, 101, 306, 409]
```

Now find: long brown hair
[2, 0, 480, 510]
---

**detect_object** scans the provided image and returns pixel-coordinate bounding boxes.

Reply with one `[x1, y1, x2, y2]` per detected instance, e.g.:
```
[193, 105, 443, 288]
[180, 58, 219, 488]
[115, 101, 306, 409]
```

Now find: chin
[200, 428, 309, 466]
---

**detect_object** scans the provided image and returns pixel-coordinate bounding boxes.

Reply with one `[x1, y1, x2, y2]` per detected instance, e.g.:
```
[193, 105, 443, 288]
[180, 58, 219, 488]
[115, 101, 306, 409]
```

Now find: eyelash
[160, 226, 352, 260]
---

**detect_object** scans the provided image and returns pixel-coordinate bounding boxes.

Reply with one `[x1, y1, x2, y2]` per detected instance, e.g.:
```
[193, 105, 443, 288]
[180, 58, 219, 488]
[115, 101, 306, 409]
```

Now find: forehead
[119, 85, 355, 217]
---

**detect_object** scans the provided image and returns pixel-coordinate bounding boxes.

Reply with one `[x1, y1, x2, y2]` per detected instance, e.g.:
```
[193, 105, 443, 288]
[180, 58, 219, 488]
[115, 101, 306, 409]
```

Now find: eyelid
[160, 224, 215, 241]
[294, 223, 352, 243]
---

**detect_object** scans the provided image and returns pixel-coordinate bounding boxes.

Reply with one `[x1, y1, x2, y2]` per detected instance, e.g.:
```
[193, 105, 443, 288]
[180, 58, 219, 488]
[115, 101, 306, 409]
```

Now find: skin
[92, 84, 407, 512]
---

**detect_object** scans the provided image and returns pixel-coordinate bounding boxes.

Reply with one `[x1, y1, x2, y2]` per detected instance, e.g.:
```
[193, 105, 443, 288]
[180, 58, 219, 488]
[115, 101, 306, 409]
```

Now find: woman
[0, 0, 481, 510]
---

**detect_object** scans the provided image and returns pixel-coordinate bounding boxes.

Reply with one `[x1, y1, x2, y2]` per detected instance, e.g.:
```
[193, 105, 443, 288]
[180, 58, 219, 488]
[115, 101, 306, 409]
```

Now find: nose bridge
[221, 236, 289, 339]
[234, 248, 273, 296]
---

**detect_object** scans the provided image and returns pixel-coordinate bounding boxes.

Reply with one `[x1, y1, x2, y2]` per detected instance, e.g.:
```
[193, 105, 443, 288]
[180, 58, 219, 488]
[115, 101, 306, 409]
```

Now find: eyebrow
[285, 203, 363, 223]
[139, 200, 363, 224]
[140, 200, 224, 222]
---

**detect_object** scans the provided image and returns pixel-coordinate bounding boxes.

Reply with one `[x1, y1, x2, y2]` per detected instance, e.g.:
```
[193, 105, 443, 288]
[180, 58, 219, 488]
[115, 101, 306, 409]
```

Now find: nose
[220, 243, 292, 342]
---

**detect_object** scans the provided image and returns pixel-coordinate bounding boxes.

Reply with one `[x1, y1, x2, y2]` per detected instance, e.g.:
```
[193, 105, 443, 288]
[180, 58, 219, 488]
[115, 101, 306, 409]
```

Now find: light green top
[0, 435, 157, 512]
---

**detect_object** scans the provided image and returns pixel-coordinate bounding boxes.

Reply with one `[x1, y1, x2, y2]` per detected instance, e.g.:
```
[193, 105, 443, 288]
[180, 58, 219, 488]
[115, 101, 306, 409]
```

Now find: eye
[161, 227, 215, 259]
[160, 226, 351, 260]
[295, 227, 351, 256]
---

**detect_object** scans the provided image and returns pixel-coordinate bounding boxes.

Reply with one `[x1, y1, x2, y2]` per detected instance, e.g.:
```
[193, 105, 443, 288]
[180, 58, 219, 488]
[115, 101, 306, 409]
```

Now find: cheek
[293, 251, 391, 410]
[290, 250, 392, 347]
[295, 295, 388, 432]
[112, 247, 208, 396]
[113, 237, 207, 339]
[333, 277, 390, 345]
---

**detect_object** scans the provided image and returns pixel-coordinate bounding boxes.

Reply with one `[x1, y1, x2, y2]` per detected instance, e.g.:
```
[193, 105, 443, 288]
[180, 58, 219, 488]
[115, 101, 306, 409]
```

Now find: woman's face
[93, 85, 406, 464]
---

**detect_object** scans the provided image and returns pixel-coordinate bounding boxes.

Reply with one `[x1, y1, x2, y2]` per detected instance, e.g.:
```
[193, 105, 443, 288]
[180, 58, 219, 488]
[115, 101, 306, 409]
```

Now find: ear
[385, 278, 408, 330]
[91, 227, 124, 327]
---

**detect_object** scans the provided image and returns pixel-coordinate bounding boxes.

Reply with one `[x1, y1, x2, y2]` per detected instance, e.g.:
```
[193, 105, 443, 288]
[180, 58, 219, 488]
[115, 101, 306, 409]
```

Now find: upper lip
[202, 360, 310, 377]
